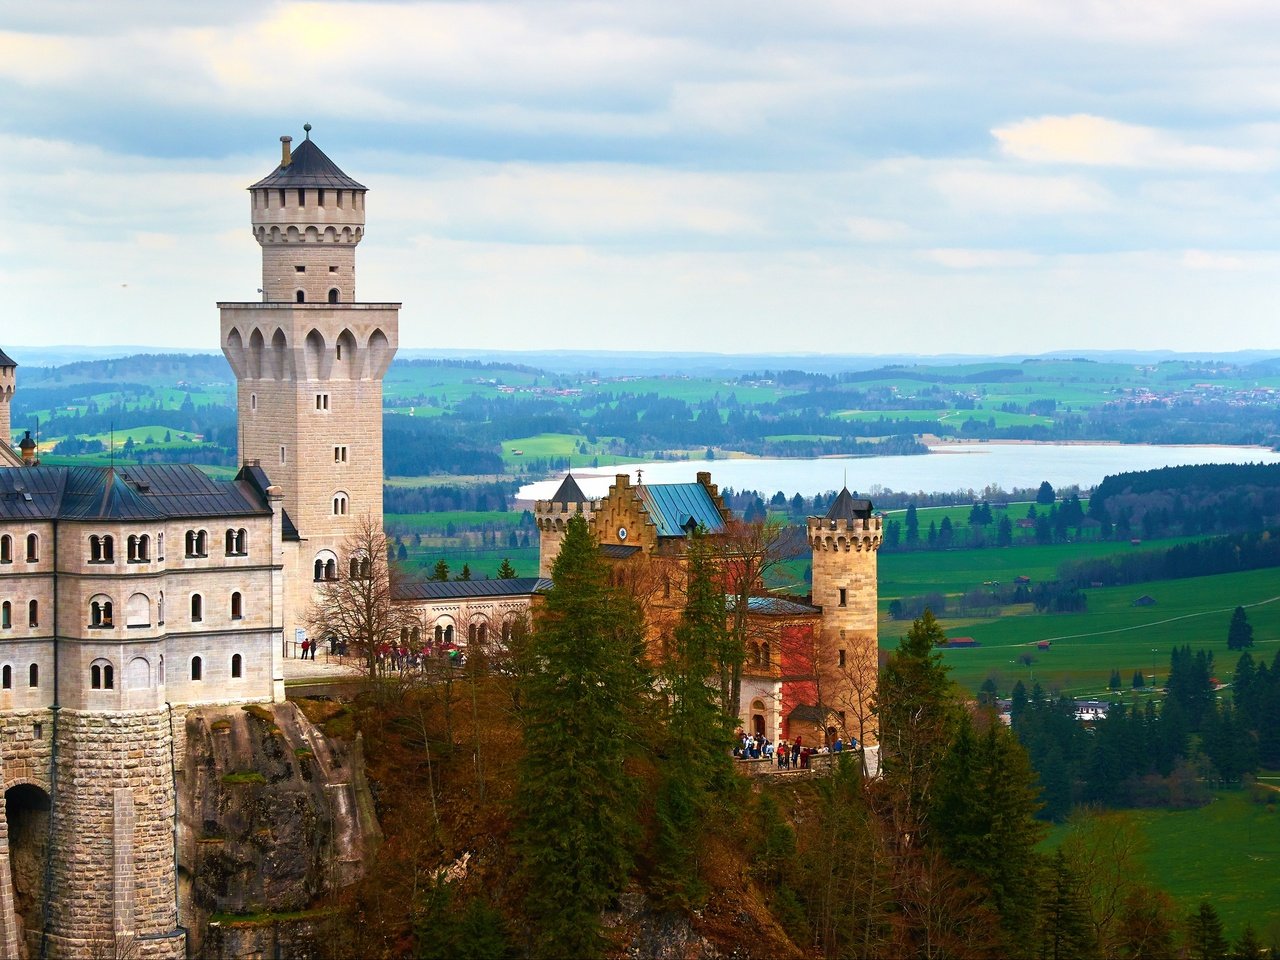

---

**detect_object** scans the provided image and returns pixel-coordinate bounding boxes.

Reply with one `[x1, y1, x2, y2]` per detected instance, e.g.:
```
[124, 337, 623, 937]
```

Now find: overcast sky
[4, 1, 1280, 356]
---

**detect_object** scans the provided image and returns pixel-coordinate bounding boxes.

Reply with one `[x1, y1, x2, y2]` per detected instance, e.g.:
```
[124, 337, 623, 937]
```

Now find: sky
[4, 1, 1280, 357]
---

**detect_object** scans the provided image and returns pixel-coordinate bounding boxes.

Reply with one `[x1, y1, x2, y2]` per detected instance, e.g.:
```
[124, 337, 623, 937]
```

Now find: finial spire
[303, 122, 312, 140]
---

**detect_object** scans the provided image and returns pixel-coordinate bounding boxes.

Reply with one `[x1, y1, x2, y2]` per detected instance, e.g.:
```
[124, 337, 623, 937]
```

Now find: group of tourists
[733, 730, 860, 769]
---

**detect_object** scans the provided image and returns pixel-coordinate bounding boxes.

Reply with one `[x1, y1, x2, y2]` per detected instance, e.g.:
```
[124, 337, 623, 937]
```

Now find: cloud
[993, 114, 1278, 171]
[923, 248, 1041, 269]
[931, 166, 1110, 216]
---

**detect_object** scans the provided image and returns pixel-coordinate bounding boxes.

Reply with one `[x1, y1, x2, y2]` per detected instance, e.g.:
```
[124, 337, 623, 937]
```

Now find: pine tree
[1234, 924, 1264, 960]
[651, 529, 735, 909]
[1036, 480, 1056, 505]
[496, 557, 517, 579]
[514, 515, 647, 958]
[876, 609, 958, 844]
[458, 563, 472, 581]
[1186, 901, 1229, 960]
[997, 514, 1014, 547]
[905, 504, 919, 545]
[1038, 849, 1099, 960]
[431, 559, 450, 582]
[933, 715, 1045, 945]
[1132, 669, 1144, 689]
[1228, 606, 1254, 651]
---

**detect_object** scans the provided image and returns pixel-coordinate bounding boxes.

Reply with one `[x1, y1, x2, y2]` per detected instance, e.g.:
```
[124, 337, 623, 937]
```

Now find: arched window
[89, 535, 102, 562]
[157, 532, 164, 560]
[762, 642, 771, 667]
[350, 557, 361, 579]
[231, 654, 243, 679]
[195, 530, 207, 556]
[128, 535, 140, 562]
[28, 600, 38, 628]
[296, 290, 305, 303]
[28, 664, 38, 688]
[314, 559, 324, 581]
[250, 393, 257, 411]
[750, 643, 761, 667]
[400, 627, 409, 643]
[444, 624, 454, 644]
[0, 535, 10, 563]
[25, 534, 37, 562]
[190, 594, 203, 623]
[236, 529, 247, 554]
[158, 655, 164, 685]
[469, 623, 477, 643]
[89, 597, 113, 628]
[230, 592, 243, 620]
[325, 559, 337, 580]
[126, 657, 150, 690]
[411, 626, 421, 644]
[434, 625, 443, 643]
[101, 536, 114, 562]
[185, 530, 197, 556]
[91, 660, 115, 690]
[158, 591, 164, 625]
[328, 288, 339, 303]
[1, 602, 10, 629]
[2, 665, 10, 689]
[191, 656, 203, 682]
[478, 623, 487, 644]
[225, 529, 236, 555]
[333, 493, 348, 516]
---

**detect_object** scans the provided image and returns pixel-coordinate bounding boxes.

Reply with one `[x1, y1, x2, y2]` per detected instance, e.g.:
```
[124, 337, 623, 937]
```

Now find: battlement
[806, 514, 883, 552]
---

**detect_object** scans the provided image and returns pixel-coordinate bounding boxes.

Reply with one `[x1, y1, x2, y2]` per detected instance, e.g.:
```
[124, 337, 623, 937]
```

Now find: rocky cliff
[176, 701, 379, 957]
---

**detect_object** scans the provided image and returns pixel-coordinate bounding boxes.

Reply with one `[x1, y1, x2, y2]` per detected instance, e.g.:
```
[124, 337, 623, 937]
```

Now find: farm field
[903, 565, 1280, 697]
[1044, 791, 1280, 942]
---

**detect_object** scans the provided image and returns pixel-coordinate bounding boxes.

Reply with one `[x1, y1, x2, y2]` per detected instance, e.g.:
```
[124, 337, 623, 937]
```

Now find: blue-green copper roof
[636, 482, 725, 537]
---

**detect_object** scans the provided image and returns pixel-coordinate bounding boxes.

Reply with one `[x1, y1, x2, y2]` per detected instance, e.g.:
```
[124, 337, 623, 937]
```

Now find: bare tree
[306, 514, 419, 682]
[714, 516, 789, 720]
[830, 636, 881, 747]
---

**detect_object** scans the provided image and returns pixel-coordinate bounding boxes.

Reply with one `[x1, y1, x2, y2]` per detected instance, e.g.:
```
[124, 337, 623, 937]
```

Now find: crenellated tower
[0, 347, 15, 448]
[534, 473, 596, 577]
[807, 488, 882, 744]
[219, 127, 399, 638]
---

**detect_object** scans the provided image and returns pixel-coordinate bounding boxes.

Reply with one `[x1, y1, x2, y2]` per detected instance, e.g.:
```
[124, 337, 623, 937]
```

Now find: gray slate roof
[249, 137, 367, 191]
[727, 595, 821, 616]
[0, 347, 16, 368]
[599, 543, 641, 559]
[394, 577, 551, 602]
[825, 487, 873, 522]
[548, 473, 589, 505]
[0, 464, 271, 521]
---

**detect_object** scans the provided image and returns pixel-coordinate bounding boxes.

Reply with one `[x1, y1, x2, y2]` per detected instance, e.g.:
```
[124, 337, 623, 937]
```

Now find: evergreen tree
[876, 609, 958, 844]
[1110, 669, 1122, 691]
[652, 529, 735, 909]
[1132, 669, 1144, 689]
[1038, 849, 1098, 960]
[1234, 924, 1264, 960]
[997, 514, 1014, 547]
[1227, 606, 1254, 650]
[905, 504, 919, 545]
[1037, 480, 1056, 505]
[1186, 902, 1229, 960]
[514, 515, 648, 958]
[458, 563, 472, 581]
[938, 516, 954, 548]
[496, 557, 517, 579]
[431, 559, 450, 582]
[933, 715, 1045, 945]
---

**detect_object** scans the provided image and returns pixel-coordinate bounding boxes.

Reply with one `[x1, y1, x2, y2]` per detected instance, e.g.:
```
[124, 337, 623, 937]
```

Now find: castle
[0, 130, 880, 954]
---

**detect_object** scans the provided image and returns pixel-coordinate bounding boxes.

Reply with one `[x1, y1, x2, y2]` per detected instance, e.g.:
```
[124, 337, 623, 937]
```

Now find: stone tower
[219, 127, 399, 636]
[534, 473, 595, 577]
[807, 488, 882, 745]
[0, 347, 15, 447]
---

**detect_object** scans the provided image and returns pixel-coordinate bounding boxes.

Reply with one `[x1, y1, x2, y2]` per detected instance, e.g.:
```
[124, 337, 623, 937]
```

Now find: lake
[515, 442, 1280, 502]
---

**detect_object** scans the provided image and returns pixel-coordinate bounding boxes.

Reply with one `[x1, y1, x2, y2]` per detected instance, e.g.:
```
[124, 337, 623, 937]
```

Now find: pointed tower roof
[249, 132, 366, 191]
[0, 347, 16, 368]
[548, 472, 589, 505]
[825, 487, 873, 522]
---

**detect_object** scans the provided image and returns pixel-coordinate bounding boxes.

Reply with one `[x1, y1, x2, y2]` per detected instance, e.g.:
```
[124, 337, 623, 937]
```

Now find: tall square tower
[219, 128, 399, 635]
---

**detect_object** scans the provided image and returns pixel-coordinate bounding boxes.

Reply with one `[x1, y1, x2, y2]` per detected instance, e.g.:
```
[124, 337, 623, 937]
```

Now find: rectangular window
[838, 587, 847, 607]
[297, 188, 306, 206]
[315, 393, 330, 412]
[838, 649, 846, 668]
[334, 446, 348, 463]
[329, 265, 338, 273]
[295, 265, 306, 273]
[318, 188, 325, 206]
[280, 446, 286, 464]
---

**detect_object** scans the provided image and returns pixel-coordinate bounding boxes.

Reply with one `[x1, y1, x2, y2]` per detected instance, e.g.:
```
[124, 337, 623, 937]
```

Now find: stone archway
[5, 783, 51, 955]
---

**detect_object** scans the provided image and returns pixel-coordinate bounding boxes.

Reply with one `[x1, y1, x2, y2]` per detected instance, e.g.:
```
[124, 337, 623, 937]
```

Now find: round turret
[248, 125, 367, 304]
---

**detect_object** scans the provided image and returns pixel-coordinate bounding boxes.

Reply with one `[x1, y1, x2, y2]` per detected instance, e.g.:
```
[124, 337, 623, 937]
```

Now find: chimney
[280, 135, 293, 168]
